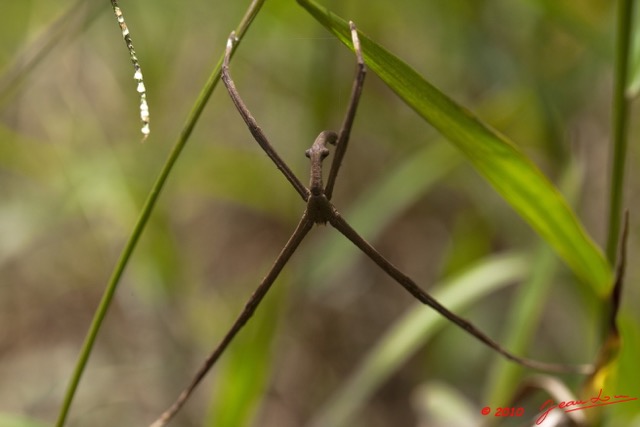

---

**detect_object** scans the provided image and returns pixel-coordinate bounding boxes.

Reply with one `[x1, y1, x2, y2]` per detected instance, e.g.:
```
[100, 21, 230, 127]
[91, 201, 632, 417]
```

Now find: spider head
[305, 130, 337, 159]
[306, 130, 337, 196]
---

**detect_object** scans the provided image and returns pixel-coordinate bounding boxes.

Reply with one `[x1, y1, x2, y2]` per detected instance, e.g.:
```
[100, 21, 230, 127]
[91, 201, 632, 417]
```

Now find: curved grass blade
[306, 252, 529, 427]
[205, 271, 290, 427]
[54, 1, 267, 426]
[297, 0, 612, 295]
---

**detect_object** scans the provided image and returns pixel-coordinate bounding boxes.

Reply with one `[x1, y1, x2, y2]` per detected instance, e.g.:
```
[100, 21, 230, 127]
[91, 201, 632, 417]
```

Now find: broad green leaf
[297, 0, 612, 295]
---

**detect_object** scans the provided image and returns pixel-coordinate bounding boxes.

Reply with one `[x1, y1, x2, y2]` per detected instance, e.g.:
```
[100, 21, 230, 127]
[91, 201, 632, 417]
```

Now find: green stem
[54, 2, 266, 426]
[606, 0, 635, 263]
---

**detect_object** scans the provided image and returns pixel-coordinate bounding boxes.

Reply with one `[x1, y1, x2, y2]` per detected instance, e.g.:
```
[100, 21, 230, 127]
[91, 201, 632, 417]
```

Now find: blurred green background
[0, 0, 638, 426]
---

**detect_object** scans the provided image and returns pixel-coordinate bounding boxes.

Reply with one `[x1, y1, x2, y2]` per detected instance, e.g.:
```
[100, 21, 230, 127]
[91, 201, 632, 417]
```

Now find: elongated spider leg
[328, 212, 594, 375]
[324, 21, 366, 201]
[149, 216, 314, 427]
[222, 32, 309, 201]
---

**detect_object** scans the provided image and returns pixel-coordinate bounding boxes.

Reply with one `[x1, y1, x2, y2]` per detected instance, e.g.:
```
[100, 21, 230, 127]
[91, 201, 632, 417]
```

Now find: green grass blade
[297, 0, 612, 295]
[606, 0, 635, 262]
[53, 2, 267, 426]
[205, 272, 290, 427]
[306, 252, 529, 427]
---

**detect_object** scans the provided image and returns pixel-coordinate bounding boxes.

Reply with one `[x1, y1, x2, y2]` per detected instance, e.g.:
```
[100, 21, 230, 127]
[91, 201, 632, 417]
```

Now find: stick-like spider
[150, 22, 592, 427]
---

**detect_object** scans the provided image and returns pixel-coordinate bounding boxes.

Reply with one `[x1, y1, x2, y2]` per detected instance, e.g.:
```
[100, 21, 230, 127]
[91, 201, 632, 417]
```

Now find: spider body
[305, 129, 337, 197]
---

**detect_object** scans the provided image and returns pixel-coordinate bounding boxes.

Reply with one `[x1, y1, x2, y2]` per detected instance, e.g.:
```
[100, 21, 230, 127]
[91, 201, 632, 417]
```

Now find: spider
[150, 22, 592, 427]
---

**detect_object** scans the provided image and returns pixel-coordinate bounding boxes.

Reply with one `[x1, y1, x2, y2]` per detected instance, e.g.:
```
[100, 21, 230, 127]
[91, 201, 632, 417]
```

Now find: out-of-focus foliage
[1, 1, 638, 427]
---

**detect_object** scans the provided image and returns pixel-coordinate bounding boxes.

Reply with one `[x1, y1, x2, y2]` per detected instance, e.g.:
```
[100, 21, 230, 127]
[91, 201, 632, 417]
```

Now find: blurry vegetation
[0, 1, 638, 427]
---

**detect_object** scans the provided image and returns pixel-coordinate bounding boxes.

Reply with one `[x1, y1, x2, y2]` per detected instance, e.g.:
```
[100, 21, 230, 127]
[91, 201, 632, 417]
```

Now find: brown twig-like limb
[328, 212, 593, 375]
[609, 210, 629, 332]
[148, 216, 313, 427]
[222, 32, 309, 201]
[324, 21, 366, 201]
[150, 21, 593, 426]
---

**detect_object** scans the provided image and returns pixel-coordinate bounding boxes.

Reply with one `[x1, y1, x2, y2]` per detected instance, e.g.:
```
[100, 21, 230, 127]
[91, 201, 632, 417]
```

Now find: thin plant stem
[606, 0, 635, 263]
[53, 2, 266, 426]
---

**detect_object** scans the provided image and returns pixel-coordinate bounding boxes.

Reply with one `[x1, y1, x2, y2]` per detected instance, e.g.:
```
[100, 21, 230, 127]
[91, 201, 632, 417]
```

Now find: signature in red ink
[536, 389, 638, 425]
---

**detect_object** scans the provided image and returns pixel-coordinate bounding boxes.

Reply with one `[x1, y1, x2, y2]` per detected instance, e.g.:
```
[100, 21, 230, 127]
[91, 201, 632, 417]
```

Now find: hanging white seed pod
[111, 1, 150, 140]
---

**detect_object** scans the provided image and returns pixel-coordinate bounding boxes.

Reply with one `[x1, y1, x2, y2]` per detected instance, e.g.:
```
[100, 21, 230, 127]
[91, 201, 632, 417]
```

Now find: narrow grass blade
[205, 272, 290, 427]
[297, 0, 612, 295]
[606, 0, 635, 262]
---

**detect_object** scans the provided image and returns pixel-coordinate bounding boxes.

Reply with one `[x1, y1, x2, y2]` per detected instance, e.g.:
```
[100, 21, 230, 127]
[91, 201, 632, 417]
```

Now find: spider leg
[324, 22, 366, 201]
[222, 32, 309, 201]
[149, 215, 314, 427]
[328, 211, 594, 375]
